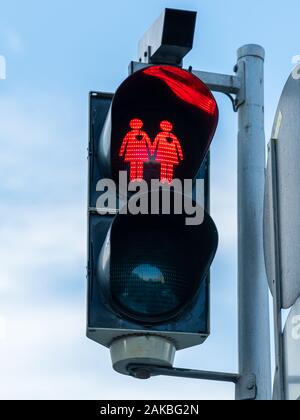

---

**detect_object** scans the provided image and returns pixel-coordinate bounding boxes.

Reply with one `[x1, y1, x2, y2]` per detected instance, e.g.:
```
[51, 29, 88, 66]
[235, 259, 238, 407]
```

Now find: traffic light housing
[87, 65, 219, 374]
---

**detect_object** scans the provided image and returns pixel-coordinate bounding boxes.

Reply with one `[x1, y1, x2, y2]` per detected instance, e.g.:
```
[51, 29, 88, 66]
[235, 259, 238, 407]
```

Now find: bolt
[134, 369, 151, 380]
[247, 380, 255, 391]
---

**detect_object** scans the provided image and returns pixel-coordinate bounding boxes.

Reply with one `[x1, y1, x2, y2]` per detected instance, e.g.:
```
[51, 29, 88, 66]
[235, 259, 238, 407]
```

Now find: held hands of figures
[119, 119, 184, 162]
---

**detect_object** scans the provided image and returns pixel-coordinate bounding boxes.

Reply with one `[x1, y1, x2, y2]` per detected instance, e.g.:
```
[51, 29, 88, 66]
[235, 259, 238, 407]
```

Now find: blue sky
[0, 0, 299, 400]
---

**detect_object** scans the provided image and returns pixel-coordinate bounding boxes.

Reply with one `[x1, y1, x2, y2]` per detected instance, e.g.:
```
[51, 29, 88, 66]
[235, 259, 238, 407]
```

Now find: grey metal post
[236, 45, 272, 400]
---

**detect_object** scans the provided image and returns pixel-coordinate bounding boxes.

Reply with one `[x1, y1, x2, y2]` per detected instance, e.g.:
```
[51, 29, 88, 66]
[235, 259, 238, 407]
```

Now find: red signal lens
[144, 66, 217, 116]
[108, 65, 219, 184]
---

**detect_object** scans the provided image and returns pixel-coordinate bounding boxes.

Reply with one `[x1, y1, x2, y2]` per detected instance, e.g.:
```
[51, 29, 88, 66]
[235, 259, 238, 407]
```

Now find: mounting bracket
[128, 364, 257, 401]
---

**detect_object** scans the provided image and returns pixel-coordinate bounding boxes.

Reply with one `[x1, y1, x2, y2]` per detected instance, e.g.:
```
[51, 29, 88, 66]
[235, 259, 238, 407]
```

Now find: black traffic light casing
[87, 66, 218, 350]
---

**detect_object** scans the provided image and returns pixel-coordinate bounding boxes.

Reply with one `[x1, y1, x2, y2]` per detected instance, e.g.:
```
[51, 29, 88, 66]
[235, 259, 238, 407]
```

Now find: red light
[119, 119, 152, 182]
[120, 119, 184, 183]
[144, 66, 217, 116]
[111, 64, 219, 184]
[152, 120, 184, 183]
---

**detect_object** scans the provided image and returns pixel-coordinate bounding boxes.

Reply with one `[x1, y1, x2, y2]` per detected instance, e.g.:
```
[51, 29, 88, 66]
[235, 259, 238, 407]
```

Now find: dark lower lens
[111, 262, 187, 320]
[106, 207, 218, 324]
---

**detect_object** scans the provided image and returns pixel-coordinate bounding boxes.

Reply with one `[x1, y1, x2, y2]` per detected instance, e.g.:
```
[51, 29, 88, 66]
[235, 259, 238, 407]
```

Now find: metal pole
[236, 45, 272, 400]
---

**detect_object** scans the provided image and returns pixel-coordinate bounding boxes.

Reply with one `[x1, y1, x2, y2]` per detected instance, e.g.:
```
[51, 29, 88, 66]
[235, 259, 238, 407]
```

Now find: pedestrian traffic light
[87, 64, 219, 376]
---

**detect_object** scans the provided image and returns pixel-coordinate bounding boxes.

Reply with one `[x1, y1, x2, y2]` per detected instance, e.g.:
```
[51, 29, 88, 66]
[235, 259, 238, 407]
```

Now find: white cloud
[0, 316, 7, 342]
[0, 203, 85, 296]
[0, 91, 86, 297]
[0, 94, 86, 195]
[211, 184, 237, 252]
[0, 55, 6, 80]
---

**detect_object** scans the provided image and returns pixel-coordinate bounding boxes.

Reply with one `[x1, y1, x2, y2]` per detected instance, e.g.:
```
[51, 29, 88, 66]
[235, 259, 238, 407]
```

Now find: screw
[247, 380, 255, 390]
[134, 369, 151, 380]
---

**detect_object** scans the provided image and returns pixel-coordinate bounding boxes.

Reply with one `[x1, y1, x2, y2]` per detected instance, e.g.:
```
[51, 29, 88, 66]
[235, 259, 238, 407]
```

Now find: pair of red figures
[119, 119, 184, 183]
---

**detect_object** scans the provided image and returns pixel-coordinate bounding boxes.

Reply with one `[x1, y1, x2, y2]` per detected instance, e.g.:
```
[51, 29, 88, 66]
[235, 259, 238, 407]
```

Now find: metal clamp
[233, 61, 246, 110]
[128, 364, 257, 401]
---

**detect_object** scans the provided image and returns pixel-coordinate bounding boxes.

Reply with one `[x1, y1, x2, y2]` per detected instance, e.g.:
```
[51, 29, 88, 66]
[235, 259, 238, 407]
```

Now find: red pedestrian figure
[119, 119, 152, 182]
[152, 121, 184, 183]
